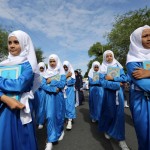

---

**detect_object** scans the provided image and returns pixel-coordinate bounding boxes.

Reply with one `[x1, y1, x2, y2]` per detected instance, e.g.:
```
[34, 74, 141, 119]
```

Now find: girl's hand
[1, 95, 25, 110]
[120, 82, 123, 86]
[105, 75, 113, 81]
[56, 88, 59, 93]
[66, 71, 72, 78]
[47, 78, 51, 84]
[132, 68, 150, 79]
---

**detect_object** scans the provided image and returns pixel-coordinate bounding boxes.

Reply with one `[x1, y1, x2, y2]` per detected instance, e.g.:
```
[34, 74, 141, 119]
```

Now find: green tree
[35, 48, 45, 63]
[107, 7, 150, 67]
[88, 42, 104, 58]
[0, 27, 9, 61]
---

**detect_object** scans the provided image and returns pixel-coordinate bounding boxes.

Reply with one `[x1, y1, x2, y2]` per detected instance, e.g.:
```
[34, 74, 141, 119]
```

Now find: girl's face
[49, 59, 57, 68]
[63, 65, 68, 71]
[94, 65, 99, 72]
[142, 29, 150, 49]
[39, 67, 44, 72]
[8, 36, 21, 56]
[75, 72, 78, 76]
[106, 53, 113, 63]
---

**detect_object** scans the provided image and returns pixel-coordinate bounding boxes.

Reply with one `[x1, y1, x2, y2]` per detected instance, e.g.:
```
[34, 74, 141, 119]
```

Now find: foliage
[84, 7, 150, 76]
[88, 42, 104, 57]
[35, 48, 45, 63]
[107, 7, 150, 67]
[0, 27, 9, 61]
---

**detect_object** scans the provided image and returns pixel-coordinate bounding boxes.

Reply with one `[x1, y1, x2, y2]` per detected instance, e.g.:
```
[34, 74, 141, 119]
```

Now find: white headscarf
[43, 54, 65, 78]
[88, 61, 100, 78]
[101, 50, 123, 74]
[63, 61, 75, 79]
[0, 30, 40, 125]
[126, 25, 150, 64]
[38, 62, 46, 77]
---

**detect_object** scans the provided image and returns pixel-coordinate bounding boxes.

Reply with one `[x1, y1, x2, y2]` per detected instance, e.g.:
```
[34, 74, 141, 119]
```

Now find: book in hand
[93, 72, 99, 81]
[67, 76, 71, 81]
[107, 66, 120, 78]
[143, 61, 150, 70]
[50, 74, 61, 81]
[0, 65, 22, 101]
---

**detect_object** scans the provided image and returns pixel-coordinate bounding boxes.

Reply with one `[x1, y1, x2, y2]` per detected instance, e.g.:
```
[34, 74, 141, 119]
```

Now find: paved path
[36, 92, 138, 150]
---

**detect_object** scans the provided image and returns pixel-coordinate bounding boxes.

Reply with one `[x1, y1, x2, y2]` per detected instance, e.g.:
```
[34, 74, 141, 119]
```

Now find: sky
[0, 0, 149, 75]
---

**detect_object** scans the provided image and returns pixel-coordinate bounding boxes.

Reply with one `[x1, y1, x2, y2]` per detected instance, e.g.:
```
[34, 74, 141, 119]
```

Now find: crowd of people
[0, 24, 150, 150]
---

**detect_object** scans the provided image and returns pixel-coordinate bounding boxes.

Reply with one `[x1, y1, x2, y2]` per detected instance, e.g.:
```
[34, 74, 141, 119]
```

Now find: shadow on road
[125, 112, 134, 127]
[79, 107, 120, 150]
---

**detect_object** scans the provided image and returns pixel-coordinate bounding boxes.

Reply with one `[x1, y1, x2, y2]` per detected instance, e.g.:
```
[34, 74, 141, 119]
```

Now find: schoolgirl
[88, 61, 103, 122]
[41, 54, 66, 150]
[35, 62, 47, 129]
[126, 25, 150, 150]
[0, 30, 39, 150]
[99, 50, 129, 150]
[63, 60, 76, 130]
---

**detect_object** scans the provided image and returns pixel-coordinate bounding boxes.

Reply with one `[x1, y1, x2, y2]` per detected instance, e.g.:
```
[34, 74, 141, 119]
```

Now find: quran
[50, 74, 61, 81]
[93, 72, 99, 81]
[143, 61, 150, 97]
[0, 65, 22, 101]
[107, 66, 120, 78]
[143, 61, 150, 70]
[67, 77, 71, 81]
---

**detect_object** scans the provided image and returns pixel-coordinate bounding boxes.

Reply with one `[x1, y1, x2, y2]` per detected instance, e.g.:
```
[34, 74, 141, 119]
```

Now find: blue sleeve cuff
[0, 91, 4, 97]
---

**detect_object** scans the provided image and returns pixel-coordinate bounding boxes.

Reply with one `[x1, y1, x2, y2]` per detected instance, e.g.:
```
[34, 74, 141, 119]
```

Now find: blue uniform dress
[34, 79, 46, 125]
[0, 62, 38, 150]
[65, 78, 76, 119]
[41, 75, 66, 142]
[127, 62, 150, 150]
[88, 77, 104, 121]
[99, 69, 127, 141]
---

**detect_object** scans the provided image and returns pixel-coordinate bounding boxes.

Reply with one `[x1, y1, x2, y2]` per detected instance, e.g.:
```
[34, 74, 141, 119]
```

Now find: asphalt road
[36, 91, 138, 150]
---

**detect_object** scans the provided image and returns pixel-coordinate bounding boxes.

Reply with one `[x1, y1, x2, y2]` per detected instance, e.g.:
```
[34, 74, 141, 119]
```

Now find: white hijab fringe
[38, 62, 46, 77]
[43, 54, 65, 79]
[88, 61, 101, 78]
[101, 50, 123, 74]
[63, 60, 75, 79]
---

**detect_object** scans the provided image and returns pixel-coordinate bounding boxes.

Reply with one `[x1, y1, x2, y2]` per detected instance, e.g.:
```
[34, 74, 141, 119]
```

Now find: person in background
[63, 61, 76, 130]
[88, 61, 104, 123]
[74, 70, 84, 107]
[35, 62, 47, 129]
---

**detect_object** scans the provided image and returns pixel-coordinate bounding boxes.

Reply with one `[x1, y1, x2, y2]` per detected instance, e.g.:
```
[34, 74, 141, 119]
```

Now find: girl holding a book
[34, 62, 47, 129]
[126, 25, 150, 150]
[99, 50, 129, 150]
[63, 61, 76, 130]
[0, 30, 39, 150]
[88, 61, 104, 122]
[41, 54, 66, 150]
